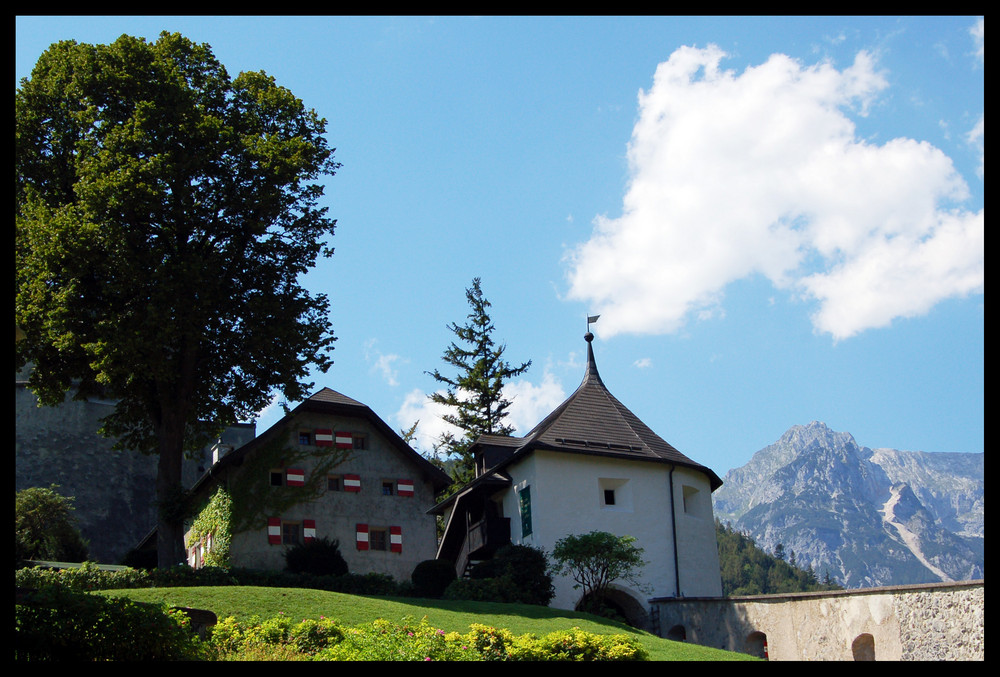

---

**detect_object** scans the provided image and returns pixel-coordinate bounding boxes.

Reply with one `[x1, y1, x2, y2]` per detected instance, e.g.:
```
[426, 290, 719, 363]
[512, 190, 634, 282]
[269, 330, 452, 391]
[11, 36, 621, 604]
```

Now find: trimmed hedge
[14, 561, 399, 597]
[15, 585, 207, 661]
[206, 614, 648, 661]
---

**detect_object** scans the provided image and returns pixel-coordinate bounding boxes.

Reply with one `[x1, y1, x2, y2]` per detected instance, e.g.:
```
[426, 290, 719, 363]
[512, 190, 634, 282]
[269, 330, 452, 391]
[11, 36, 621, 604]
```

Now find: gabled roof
[191, 386, 452, 495]
[436, 333, 722, 505]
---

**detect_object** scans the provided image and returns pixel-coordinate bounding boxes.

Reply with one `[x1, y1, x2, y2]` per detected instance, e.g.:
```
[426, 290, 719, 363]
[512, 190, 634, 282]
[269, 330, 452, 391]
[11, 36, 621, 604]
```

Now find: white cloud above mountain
[566, 43, 984, 341]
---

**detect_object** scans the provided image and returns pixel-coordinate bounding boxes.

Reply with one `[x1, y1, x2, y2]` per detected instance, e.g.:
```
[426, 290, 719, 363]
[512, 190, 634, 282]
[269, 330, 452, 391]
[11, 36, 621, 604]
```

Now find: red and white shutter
[335, 432, 353, 449]
[343, 473, 361, 492]
[303, 519, 316, 543]
[397, 479, 414, 497]
[267, 517, 281, 545]
[315, 429, 334, 447]
[286, 468, 305, 486]
[390, 526, 403, 553]
[356, 523, 369, 550]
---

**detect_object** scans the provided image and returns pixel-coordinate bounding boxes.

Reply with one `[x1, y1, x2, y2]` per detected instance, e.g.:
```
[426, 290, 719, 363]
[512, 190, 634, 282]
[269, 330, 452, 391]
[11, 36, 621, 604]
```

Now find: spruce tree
[426, 278, 531, 487]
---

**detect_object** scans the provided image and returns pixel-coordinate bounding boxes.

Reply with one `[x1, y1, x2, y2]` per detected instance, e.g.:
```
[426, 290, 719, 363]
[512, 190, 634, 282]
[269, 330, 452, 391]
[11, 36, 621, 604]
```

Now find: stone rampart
[652, 580, 983, 661]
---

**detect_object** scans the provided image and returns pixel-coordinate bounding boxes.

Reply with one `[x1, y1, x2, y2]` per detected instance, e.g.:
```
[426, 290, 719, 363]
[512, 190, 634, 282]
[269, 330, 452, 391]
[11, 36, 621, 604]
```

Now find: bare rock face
[713, 421, 983, 588]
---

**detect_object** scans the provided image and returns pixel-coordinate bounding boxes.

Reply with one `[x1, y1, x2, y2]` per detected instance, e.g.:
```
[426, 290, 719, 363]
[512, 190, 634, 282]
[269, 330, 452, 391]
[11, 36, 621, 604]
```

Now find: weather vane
[587, 314, 600, 333]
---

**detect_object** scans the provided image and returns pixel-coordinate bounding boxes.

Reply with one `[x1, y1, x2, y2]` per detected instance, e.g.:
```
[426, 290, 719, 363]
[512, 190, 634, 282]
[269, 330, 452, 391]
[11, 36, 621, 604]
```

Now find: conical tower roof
[479, 332, 723, 489]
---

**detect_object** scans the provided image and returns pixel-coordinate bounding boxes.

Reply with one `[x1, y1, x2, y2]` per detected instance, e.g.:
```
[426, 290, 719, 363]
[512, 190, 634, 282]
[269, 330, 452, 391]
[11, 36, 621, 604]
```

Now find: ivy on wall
[218, 429, 353, 535]
[185, 486, 233, 567]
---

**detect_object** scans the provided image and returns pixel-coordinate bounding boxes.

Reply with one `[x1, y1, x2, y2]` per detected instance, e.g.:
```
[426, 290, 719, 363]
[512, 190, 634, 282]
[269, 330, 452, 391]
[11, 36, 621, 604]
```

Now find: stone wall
[16, 379, 254, 565]
[652, 580, 984, 661]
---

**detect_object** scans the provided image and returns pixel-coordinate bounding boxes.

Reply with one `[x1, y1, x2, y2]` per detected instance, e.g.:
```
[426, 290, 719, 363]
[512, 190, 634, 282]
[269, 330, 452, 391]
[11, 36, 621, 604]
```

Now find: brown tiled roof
[192, 386, 452, 494]
[474, 333, 722, 490]
[303, 387, 367, 408]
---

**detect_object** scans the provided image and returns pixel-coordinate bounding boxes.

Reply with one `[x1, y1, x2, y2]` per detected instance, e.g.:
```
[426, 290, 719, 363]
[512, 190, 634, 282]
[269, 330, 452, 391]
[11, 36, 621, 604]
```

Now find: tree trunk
[155, 412, 188, 569]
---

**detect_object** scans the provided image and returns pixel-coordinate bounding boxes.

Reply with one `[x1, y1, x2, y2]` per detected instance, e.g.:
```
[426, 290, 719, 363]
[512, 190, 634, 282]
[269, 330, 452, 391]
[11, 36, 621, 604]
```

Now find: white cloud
[253, 391, 291, 431]
[364, 338, 404, 386]
[394, 372, 567, 453]
[395, 388, 462, 453]
[968, 19, 984, 179]
[968, 116, 984, 179]
[565, 45, 983, 341]
[501, 370, 567, 434]
[634, 357, 653, 369]
[971, 17, 984, 63]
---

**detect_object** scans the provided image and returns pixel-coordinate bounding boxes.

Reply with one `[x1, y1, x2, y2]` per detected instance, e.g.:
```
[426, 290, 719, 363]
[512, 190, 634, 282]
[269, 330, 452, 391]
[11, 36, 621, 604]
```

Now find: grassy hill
[96, 586, 755, 661]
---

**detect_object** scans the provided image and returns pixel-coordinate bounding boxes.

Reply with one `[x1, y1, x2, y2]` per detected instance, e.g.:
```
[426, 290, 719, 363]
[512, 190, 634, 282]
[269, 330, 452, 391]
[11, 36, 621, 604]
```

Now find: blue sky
[16, 16, 983, 477]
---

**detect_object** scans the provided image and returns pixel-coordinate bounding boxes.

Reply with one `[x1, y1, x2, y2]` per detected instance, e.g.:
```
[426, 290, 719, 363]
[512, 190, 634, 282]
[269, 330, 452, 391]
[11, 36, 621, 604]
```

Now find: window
[353, 434, 368, 450]
[381, 481, 395, 496]
[682, 485, 708, 518]
[270, 470, 284, 487]
[519, 486, 532, 537]
[599, 478, 632, 510]
[328, 475, 342, 492]
[370, 527, 388, 551]
[298, 431, 312, 445]
[282, 521, 301, 545]
[356, 524, 402, 553]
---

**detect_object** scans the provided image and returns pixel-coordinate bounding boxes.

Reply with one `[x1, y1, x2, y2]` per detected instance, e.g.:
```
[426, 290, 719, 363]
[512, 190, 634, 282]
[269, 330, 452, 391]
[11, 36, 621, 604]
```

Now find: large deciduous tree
[16, 32, 341, 567]
[426, 278, 531, 486]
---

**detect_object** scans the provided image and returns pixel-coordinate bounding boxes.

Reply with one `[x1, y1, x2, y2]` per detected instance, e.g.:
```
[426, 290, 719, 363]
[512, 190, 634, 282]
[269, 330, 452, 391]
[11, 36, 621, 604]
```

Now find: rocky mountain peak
[712, 423, 983, 588]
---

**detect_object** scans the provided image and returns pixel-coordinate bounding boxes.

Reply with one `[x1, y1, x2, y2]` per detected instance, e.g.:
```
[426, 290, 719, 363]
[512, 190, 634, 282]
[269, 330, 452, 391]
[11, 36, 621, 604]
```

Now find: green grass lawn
[97, 586, 754, 661]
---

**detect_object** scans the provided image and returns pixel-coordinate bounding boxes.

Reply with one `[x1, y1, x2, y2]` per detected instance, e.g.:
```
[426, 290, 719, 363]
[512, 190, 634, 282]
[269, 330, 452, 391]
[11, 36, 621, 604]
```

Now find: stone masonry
[652, 580, 983, 661]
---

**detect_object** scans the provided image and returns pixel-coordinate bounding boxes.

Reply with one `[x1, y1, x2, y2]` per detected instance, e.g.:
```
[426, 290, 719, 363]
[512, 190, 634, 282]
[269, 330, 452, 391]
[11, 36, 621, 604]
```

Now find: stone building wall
[16, 379, 254, 565]
[652, 580, 984, 661]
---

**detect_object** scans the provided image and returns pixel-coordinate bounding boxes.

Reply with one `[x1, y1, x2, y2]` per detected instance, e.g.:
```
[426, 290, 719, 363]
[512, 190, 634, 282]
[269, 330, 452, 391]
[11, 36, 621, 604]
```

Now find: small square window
[353, 435, 368, 450]
[599, 478, 631, 511]
[370, 528, 388, 551]
[270, 471, 284, 487]
[328, 475, 342, 492]
[299, 431, 312, 445]
[381, 481, 395, 496]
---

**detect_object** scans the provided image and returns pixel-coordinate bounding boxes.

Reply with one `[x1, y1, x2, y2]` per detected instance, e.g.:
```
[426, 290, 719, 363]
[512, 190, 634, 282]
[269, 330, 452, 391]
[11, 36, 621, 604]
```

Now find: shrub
[205, 614, 646, 661]
[14, 559, 408, 599]
[284, 537, 348, 577]
[442, 577, 505, 602]
[411, 559, 457, 598]
[466, 544, 555, 605]
[15, 485, 89, 565]
[15, 561, 150, 592]
[289, 617, 346, 655]
[15, 585, 207, 660]
[209, 614, 347, 659]
[465, 623, 517, 661]
[316, 617, 479, 661]
[531, 628, 647, 661]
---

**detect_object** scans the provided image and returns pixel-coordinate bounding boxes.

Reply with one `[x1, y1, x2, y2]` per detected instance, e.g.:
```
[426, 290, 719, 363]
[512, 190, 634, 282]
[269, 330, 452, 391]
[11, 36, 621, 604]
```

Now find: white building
[432, 332, 724, 626]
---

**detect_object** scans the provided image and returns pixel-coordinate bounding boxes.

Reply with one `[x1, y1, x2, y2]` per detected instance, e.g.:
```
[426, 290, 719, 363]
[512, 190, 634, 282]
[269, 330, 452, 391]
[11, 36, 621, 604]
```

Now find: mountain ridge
[712, 421, 983, 588]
